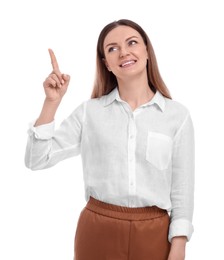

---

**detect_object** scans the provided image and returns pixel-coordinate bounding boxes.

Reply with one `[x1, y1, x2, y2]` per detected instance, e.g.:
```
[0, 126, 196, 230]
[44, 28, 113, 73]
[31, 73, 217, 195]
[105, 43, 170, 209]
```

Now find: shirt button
[129, 135, 134, 139]
[130, 182, 134, 186]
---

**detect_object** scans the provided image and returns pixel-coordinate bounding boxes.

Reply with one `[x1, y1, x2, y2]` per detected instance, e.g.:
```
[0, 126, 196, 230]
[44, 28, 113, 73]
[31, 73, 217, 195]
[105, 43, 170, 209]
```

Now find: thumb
[62, 74, 70, 82]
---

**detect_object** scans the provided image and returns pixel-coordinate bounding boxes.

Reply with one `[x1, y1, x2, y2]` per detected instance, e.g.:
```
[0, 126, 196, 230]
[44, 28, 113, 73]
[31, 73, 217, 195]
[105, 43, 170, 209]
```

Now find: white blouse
[25, 87, 195, 242]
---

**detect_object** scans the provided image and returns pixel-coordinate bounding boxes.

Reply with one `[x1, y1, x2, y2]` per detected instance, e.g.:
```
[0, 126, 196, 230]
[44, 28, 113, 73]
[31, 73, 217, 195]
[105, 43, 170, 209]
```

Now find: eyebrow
[105, 36, 139, 49]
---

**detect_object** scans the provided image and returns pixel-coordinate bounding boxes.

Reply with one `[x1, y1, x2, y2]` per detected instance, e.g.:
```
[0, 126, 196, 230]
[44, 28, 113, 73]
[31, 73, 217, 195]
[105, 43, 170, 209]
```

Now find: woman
[25, 19, 194, 260]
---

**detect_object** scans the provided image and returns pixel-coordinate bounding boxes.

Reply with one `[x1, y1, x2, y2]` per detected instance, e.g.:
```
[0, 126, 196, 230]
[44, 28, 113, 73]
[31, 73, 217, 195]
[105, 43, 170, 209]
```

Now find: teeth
[121, 60, 135, 67]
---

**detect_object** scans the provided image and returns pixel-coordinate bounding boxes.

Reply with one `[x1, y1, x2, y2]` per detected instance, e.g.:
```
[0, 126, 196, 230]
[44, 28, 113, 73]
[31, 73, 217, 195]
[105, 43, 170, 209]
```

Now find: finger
[48, 48, 63, 83]
[62, 74, 70, 82]
[62, 74, 70, 88]
[48, 48, 60, 72]
[51, 74, 62, 88]
[44, 77, 57, 88]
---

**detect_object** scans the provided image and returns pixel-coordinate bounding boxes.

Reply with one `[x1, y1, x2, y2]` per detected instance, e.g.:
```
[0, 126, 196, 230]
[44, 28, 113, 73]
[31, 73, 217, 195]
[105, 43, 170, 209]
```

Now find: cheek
[143, 49, 148, 59]
[103, 59, 109, 68]
[138, 45, 148, 58]
[105, 56, 117, 68]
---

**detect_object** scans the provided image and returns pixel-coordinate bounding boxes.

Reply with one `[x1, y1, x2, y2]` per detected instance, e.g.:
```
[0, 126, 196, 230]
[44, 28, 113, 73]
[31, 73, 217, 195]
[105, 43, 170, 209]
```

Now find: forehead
[104, 25, 142, 46]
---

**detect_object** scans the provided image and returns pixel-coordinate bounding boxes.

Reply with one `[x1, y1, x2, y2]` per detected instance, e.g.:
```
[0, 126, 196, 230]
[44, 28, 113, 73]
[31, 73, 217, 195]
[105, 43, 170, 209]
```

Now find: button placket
[128, 113, 136, 206]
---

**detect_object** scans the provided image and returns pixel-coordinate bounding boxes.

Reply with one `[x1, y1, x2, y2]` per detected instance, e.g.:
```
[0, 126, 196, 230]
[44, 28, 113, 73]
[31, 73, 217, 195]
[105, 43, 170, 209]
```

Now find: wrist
[171, 236, 187, 248]
[44, 97, 61, 106]
[35, 99, 60, 127]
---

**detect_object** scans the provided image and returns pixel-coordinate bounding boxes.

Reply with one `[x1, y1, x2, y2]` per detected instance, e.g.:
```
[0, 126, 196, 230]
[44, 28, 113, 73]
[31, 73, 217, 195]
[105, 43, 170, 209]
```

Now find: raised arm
[35, 49, 70, 126]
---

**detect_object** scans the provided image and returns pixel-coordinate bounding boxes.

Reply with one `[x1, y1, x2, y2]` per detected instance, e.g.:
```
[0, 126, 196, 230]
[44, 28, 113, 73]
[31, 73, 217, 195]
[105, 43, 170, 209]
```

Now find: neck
[117, 82, 155, 111]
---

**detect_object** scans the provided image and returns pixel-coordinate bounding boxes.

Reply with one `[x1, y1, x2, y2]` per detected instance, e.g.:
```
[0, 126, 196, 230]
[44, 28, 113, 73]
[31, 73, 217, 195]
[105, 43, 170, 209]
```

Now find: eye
[108, 46, 118, 53]
[128, 40, 137, 46]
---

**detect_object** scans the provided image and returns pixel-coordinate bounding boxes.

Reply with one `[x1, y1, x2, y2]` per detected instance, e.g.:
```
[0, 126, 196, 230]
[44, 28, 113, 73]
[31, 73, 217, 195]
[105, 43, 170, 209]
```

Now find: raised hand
[43, 49, 70, 103]
[34, 49, 71, 126]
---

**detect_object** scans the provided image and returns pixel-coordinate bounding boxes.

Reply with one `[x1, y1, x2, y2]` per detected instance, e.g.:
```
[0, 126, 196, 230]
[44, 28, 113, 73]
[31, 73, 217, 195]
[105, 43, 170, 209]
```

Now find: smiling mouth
[120, 60, 136, 67]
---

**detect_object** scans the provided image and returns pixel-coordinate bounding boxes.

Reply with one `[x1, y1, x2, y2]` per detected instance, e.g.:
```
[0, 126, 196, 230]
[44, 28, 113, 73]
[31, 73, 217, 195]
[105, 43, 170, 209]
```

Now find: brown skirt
[74, 197, 171, 260]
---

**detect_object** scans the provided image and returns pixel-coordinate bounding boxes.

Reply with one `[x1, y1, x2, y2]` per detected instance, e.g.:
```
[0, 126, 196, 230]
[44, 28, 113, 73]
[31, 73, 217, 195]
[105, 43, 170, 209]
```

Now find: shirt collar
[101, 87, 119, 107]
[142, 90, 166, 112]
[101, 87, 166, 112]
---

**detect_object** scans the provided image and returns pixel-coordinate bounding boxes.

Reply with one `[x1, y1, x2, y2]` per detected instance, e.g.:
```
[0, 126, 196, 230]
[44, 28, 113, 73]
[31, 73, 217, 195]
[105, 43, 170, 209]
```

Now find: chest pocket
[146, 132, 173, 170]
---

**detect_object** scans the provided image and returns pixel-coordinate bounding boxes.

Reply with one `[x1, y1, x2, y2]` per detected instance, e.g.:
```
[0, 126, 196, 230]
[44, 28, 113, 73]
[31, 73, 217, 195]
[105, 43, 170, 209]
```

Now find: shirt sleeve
[168, 113, 195, 242]
[25, 101, 86, 170]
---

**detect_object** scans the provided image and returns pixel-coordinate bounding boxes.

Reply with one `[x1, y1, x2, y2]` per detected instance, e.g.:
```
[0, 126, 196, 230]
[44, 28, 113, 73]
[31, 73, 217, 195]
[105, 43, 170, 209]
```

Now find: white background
[0, 0, 224, 259]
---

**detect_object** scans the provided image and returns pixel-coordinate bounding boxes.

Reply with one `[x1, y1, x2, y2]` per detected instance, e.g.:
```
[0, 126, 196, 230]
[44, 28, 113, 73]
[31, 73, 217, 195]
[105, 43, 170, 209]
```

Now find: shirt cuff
[27, 120, 55, 140]
[168, 218, 194, 243]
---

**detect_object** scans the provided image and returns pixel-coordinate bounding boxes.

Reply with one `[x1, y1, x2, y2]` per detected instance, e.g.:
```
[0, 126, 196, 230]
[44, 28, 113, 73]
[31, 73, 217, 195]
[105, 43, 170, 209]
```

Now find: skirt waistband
[86, 197, 167, 221]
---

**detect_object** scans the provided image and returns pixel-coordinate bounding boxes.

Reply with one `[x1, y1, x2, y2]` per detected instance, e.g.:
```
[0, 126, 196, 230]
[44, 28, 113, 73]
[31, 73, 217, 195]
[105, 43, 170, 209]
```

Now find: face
[103, 25, 148, 80]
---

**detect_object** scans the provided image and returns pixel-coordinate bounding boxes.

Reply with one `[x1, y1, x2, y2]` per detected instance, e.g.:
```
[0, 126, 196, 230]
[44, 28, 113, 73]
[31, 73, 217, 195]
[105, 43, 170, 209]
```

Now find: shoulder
[69, 94, 109, 119]
[163, 97, 194, 131]
[85, 90, 115, 108]
[164, 97, 191, 117]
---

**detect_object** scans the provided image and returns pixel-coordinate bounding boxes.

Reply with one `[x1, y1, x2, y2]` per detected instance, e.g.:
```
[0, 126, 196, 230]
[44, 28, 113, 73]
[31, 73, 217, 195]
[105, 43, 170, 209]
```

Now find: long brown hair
[91, 19, 171, 99]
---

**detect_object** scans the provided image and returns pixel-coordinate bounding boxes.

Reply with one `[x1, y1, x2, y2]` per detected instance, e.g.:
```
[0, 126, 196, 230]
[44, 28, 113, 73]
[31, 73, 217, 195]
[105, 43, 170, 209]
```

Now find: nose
[119, 45, 129, 58]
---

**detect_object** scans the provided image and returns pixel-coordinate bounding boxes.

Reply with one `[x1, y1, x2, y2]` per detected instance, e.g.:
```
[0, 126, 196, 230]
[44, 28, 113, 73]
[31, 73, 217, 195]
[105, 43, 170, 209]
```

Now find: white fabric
[25, 87, 195, 242]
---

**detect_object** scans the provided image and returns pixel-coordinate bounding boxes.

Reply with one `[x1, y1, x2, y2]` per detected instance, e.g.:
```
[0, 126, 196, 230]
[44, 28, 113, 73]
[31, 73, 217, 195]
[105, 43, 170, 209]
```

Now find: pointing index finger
[48, 48, 60, 72]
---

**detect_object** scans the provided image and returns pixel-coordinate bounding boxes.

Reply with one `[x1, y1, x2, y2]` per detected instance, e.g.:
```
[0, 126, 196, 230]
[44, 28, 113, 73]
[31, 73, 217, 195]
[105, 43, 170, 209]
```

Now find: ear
[102, 58, 111, 71]
[145, 47, 149, 60]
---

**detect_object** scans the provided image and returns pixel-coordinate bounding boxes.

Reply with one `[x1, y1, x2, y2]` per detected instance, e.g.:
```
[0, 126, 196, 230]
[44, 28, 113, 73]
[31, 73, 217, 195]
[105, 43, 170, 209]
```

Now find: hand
[167, 236, 186, 260]
[43, 49, 70, 103]
[167, 250, 185, 260]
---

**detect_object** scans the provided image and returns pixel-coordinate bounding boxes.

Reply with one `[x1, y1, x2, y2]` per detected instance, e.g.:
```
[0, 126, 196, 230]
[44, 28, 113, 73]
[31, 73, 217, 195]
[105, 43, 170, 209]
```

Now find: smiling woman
[92, 19, 171, 102]
[103, 26, 150, 94]
[25, 19, 194, 260]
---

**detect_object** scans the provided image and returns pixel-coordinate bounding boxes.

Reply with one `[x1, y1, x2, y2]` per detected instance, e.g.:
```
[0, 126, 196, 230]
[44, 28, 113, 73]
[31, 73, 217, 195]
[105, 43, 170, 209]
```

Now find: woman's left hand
[167, 236, 187, 260]
[167, 250, 185, 260]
